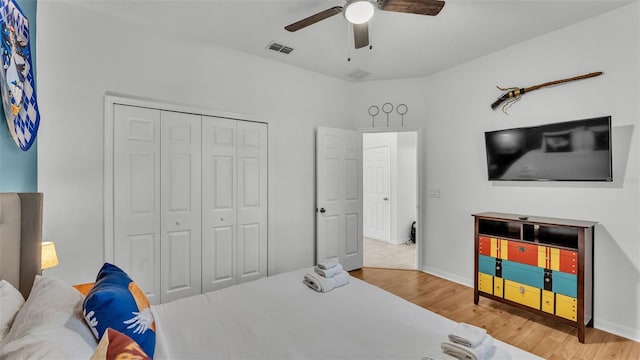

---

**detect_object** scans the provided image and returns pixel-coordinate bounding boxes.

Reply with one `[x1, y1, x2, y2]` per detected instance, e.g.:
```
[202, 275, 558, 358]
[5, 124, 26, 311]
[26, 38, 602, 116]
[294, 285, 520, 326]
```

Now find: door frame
[103, 95, 273, 272]
[360, 129, 423, 270]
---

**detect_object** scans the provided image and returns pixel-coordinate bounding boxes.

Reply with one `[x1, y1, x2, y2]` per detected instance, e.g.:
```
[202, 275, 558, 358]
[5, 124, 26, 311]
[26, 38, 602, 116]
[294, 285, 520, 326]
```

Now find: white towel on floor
[303, 272, 335, 293]
[448, 322, 487, 348]
[314, 263, 344, 278]
[317, 258, 339, 270]
[441, 336, 495, 360]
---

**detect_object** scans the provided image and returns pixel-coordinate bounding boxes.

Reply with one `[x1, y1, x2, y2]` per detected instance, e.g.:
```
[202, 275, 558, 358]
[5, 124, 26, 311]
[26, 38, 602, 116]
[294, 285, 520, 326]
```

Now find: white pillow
[0, 279, 25, 340]
[0, 340, 67, 359]
[0, 275, 97, 359]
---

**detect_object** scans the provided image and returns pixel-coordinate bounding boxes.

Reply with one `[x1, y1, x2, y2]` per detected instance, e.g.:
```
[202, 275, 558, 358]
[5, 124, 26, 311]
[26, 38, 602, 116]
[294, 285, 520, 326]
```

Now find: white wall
[36, 2, 353, 284]
[352, 3, 640, 342]
[396, 132, 417, 243]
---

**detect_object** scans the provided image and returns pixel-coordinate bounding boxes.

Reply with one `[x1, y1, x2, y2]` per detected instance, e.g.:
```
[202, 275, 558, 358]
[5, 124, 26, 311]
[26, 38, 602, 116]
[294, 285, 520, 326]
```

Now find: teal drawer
[552, 271, 577, 297]
[502, 260, 543, 289]
[479, 255, 495, 276]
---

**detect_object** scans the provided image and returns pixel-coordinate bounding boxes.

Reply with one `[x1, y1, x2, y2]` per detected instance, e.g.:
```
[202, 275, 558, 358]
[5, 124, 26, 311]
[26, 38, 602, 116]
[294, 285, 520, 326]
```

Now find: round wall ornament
[0, 0, 39, 151]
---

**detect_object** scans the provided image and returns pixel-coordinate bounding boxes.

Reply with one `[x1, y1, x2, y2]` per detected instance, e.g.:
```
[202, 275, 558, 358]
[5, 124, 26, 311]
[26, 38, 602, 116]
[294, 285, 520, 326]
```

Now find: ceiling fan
[284, 0, 445, 49]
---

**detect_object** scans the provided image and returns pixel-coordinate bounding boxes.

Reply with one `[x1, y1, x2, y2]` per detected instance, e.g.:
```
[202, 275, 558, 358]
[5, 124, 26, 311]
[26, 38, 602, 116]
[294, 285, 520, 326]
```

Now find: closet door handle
[319, 208, 326, 214]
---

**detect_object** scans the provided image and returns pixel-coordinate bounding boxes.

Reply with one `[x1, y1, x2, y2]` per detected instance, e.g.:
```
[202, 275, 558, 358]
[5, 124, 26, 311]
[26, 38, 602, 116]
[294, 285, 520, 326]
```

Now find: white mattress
[152, 269, 541, 359]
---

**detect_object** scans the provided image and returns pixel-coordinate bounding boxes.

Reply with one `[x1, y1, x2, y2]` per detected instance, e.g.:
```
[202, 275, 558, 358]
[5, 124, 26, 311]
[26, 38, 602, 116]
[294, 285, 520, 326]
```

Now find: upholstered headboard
[0, 193, 43, 299]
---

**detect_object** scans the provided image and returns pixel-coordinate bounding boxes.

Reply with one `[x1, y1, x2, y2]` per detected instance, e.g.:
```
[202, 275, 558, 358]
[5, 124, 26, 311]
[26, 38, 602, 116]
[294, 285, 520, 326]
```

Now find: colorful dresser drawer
[502, 260, 544, 289]
[478, 236, 492, 256]
[538, 247, 578, 274]
[556, 293, 577, 321]
[541, 290, 554, 314]
[494, 277, 504, 298]
[508, 241, 538, 266]
[479, 237, 509, 259]
[478, 255, 496, 276]
[478, 272, 494, 294]
[558, 250, 578, 274]
[504, 280, 540, 309]
[552, 271, 577, 298]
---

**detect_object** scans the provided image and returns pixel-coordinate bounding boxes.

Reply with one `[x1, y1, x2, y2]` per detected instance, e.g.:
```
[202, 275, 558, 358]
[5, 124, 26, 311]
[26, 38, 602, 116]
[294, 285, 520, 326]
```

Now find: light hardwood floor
[351, 268, 640, 360]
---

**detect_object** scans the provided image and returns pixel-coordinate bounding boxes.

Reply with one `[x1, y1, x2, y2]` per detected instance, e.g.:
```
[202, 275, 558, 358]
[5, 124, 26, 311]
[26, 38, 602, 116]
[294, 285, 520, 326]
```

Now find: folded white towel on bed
[303, 272, 336, 293]
[332, 271, 350, 288]
[303, 271, 350, 293]
[448, 322, 487, 348]
[317, 258, 339, 270]
[314, 263, 344, 278]
[441, 336, 495, 360]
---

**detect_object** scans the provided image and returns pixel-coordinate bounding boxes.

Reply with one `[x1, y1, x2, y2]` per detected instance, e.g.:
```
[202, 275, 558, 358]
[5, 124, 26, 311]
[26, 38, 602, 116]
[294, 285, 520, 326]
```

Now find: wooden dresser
[473, 212, 596, 343]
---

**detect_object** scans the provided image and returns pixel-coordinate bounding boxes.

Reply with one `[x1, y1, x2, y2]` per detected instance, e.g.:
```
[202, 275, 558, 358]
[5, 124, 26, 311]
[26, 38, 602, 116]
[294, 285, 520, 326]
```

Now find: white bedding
[152, 269, 541, 359]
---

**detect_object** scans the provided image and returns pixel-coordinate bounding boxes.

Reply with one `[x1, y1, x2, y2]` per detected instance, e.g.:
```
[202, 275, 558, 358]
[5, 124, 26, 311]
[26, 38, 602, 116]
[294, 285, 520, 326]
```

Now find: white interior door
[160, 111, 202, 303]
[113, 105, 161, 304]
[236, 121, 268, 284]
[316, 127, 363, 271]
[201, 116, 237, 292]
[363, 146, 390, 242]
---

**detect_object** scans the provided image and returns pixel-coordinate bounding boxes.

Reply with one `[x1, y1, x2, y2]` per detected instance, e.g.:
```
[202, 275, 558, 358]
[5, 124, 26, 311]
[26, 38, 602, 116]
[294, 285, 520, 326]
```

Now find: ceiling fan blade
[285, 6, 343, 32]
[380, 0, 445, 16]
[353, 23, 369, 49]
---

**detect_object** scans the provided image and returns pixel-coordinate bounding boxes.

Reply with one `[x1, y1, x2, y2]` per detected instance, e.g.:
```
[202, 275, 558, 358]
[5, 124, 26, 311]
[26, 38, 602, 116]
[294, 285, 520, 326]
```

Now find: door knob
[383, 197, 389, 201]
[319, 208, 326, 213]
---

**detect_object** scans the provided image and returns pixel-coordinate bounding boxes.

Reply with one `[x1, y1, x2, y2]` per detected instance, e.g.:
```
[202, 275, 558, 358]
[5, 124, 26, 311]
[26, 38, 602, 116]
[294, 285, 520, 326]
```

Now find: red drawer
[478, 236, 492, 256]
[559, 249, 578, 274]
[508, 241, 538, 266]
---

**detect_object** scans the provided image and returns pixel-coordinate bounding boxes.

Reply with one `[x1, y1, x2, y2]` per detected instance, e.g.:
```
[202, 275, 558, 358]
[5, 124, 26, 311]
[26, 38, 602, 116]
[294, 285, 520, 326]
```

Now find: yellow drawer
[504, 280, 540, 309]
[478, 272, 493, 294]
[541, 290, 554, 314]
[556, 293, 577, 321]
[493, 277, 504, 298]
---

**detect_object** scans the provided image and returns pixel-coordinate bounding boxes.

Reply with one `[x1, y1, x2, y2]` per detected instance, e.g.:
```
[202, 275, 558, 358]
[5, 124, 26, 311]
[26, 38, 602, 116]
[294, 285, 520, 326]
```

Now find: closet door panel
[160, 111, 202, 303]
[237, 121, 267, 283]
[113, 105, 161, 304]
[202, 117, 238, 292]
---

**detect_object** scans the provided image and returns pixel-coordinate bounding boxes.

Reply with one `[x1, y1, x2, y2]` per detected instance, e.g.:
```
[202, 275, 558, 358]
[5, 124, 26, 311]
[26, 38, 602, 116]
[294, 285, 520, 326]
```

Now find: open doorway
[362, 131, 418, 270]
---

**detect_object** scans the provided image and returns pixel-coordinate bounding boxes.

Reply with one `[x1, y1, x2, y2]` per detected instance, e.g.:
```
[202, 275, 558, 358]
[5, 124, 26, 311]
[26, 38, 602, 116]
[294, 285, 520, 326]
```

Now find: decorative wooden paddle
[491, 71, 603, 114]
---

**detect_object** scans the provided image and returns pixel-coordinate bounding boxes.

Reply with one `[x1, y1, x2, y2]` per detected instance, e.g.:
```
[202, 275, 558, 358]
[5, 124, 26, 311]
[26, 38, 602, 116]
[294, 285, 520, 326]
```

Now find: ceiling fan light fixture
[344, 0, 376, 24]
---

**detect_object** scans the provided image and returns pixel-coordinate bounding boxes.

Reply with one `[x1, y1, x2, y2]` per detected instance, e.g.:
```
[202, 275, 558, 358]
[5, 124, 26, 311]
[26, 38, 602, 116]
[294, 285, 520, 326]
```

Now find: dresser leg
[578, 325, 585, 343]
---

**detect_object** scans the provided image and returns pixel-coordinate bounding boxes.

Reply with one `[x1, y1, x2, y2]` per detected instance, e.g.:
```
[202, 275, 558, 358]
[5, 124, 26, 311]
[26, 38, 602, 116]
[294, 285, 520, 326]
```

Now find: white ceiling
[70, 0, 635, 82]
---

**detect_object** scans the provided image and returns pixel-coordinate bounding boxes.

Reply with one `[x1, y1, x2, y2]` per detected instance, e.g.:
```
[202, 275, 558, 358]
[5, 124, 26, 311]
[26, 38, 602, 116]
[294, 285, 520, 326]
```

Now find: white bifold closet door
[113, 104, 267, 303]
[201, 117, 267, 292]
[113, 105, 202, 304]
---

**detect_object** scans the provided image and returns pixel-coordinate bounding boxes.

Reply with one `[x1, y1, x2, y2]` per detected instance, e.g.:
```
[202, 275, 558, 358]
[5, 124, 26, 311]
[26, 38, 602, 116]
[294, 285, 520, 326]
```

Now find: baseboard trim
[420, 266, 473, 288]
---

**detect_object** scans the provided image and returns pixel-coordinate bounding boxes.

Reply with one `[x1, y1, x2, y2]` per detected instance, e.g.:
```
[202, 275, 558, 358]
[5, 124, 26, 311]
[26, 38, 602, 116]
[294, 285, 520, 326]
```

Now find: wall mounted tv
[484, 116, 612, 181]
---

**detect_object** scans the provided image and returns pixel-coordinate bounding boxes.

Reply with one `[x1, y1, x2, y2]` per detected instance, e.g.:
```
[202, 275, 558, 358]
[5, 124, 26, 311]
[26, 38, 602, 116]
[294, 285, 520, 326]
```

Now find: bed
[0, 192, 542, 360]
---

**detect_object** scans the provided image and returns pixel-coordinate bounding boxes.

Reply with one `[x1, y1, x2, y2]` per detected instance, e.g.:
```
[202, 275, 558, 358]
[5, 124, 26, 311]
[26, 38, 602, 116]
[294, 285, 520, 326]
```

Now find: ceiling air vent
[267, 41, 294, 55]
[346, 69, 371, 81]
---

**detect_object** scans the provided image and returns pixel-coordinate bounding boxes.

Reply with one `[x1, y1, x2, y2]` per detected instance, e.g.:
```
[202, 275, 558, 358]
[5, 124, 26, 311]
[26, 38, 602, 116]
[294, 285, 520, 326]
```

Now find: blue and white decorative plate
[0, 0, 39, 151]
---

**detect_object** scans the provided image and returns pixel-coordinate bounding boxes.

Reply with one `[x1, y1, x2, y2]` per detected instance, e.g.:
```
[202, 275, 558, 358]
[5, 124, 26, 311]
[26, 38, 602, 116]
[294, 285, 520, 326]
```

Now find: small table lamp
[41, 241, 59, 270]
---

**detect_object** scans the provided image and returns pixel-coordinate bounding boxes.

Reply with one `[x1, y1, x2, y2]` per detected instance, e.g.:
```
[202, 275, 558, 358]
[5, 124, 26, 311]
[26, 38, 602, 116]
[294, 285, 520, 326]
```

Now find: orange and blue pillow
[90, 328, 151, 360]
[83, 263, 156, 358]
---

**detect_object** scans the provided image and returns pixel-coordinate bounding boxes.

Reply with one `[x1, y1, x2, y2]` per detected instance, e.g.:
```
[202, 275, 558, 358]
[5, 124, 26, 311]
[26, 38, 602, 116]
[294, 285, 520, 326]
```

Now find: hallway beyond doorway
[363, 237, 416, 270]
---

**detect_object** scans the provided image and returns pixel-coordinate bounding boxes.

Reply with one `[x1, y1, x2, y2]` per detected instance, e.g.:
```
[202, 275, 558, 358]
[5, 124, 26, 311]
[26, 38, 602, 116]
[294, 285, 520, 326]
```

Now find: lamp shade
[344, 0, 376, 24]
[41, 241, 59, 270]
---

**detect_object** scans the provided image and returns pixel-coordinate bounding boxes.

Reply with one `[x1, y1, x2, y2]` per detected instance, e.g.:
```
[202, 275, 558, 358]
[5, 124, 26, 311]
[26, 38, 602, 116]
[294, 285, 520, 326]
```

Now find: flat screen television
[484, 116, 612, 181]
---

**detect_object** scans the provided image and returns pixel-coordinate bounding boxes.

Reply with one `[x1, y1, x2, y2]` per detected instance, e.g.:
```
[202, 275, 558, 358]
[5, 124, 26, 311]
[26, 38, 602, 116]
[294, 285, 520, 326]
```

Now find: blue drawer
[479, 255, 495, 276]
[502, 260, 544, 289]
[553, 271, 577, 297]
